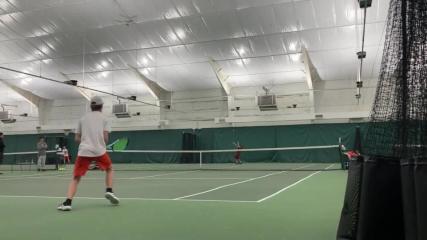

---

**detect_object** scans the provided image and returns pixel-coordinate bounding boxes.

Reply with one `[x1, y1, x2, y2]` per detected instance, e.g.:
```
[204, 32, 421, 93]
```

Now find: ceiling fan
[115, 14, 138, 27]
[113, 0, 138, 27]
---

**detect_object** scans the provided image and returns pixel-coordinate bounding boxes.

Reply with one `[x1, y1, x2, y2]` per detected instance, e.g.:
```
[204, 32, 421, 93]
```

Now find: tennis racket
[107, 137, 129, 151]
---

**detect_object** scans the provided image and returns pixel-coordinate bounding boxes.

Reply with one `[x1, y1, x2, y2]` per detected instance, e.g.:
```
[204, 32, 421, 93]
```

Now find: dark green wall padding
[2, 123, 367, 164]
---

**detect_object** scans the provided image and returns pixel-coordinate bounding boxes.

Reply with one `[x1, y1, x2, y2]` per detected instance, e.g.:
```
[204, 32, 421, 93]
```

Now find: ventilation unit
[358, 0, 372, 8]
[158, 120, 169, 128]
[0, 111, 8, 120]
[1, 119, 16, 124]
[112, 104, 131, 118]
[0, 111, 16, 124]
[257, 95, 278, 111]
[214, 117, 226, 124]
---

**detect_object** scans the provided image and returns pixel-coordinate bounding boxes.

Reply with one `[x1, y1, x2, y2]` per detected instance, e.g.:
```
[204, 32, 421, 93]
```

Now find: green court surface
[0, 163, 346, 240]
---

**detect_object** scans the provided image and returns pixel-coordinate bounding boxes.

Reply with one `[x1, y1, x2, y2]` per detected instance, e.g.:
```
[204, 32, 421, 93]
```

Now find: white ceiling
[0, 0, 389, 103]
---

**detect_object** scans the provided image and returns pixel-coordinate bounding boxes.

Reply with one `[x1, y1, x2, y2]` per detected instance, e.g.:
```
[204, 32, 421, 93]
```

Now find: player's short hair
[91, 104, 103, 111]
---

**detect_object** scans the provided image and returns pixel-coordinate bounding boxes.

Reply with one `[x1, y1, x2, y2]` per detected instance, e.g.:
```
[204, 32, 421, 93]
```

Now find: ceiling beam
[208, 58, 231, 96]
[1, 81, 53, 125]
[302, 47, 322, 89]
[129, 65, 171, 120]
[302, 48, 322, 112]
[60, 72, 91, 101]
[128, 65, 170, 100]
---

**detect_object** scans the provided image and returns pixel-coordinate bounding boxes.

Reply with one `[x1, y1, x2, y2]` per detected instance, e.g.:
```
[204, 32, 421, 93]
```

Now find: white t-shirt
[76, 111, 111, 157]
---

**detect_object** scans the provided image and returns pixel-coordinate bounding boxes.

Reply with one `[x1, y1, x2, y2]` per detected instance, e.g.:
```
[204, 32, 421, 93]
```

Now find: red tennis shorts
[73, 153, 112, 177]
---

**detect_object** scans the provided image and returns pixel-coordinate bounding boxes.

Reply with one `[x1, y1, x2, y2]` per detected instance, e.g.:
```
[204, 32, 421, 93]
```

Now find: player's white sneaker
[57, 204, 72, 211]
[105, 192, 120, 205]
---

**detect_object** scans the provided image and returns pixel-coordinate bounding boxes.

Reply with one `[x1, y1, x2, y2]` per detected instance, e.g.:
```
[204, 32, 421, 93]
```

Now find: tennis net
[0, 151, 59, 171]
[108, 145, 343, 171]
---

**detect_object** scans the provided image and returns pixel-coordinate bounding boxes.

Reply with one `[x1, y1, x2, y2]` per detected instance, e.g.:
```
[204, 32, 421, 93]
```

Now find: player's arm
[103, 131, 109, 144]
[75, 133, 81, 144]
[103, 118, 111, 144]
[75, 120, 82, 143]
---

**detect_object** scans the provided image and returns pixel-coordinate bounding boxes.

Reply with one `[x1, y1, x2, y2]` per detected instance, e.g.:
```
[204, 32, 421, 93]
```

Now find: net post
[338, 137, 345, 170]
[199, 151, 202, 168]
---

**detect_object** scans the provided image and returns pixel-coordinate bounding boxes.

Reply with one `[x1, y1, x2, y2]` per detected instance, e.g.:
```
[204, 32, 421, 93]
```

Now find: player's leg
[236, 153, 242, 164]
[41, 156, 46, 170]
[98, 153, 119, 205]
[104, 168, 119, 205]
[234, 153, 241, 164]
[67, 176, 81, 199]
[57, 176, 81, 211]
[106, 167, 113, 189]
[37, 156, 41, 171]
[59, 156, 65, 171]
[58, 156, 90, 211]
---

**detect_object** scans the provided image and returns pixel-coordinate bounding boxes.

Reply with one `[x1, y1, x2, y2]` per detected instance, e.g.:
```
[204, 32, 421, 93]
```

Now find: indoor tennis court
[1, 0, 426, 239]
[0, 163, 345, 240]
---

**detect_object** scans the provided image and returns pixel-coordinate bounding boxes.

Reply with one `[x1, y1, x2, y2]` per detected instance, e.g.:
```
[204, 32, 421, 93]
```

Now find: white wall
[314, 79, 376, 114]
[0, 79, 376, 134]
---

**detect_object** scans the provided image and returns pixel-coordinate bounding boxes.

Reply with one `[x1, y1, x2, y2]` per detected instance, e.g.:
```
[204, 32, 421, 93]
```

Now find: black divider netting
[363, 0, 427, 159]
[337, 0, 427, 239]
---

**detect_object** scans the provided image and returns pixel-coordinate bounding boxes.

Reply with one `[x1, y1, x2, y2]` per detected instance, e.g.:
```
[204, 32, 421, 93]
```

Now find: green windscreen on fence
[1, 123, 367, 166]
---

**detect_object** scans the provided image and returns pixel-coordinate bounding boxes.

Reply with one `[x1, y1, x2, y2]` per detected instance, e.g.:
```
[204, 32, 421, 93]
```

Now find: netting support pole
[199, 152, 202, 168]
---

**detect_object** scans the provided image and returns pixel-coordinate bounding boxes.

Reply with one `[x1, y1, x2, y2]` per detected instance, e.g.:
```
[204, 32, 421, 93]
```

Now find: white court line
[0, 173, 69, 181]
[174, 171, 286, 200]
[52, 177, 250, 180]
[256, 164, 336, 203]
[126, 177, 250, 180]
[177, 198, 255, 203]
[122, 177, 249, 180]
[174, 164, 314, 200]
[0, 171, 199, 181]
[0, 172, 66, 178]
[128, 170, 199, 179]
[0, 195, 256, 203]
[325, 164, 336, 170]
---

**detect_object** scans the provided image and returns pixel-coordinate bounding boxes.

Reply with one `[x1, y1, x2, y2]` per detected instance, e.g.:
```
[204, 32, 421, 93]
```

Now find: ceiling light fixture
[237, 48, 246, 55]
[42, 59, 52, 64]
[101, 72, 109, 78]
[346, 9, 356, 22]
[176, 28, 186, 39]
[170, 32, 179, 41]
[290, 54, 301, 62]
[288, 42, 297, 52]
